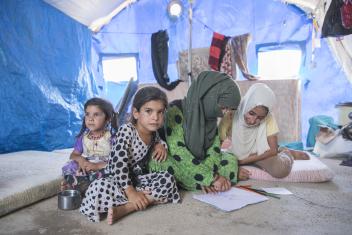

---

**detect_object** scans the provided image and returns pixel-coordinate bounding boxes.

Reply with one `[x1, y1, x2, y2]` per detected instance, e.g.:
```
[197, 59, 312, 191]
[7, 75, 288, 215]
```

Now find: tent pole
[187, 0, 193, 86]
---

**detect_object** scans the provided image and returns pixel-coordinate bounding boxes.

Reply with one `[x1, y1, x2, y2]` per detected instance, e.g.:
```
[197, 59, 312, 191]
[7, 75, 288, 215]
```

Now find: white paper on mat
[261, 187, 293, 195]
[192, 187, 268, 212]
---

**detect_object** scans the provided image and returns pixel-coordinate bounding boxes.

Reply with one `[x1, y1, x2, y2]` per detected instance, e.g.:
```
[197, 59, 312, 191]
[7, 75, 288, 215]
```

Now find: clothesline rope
[193, 12, 310, 34]
[97, 11, 310, 35]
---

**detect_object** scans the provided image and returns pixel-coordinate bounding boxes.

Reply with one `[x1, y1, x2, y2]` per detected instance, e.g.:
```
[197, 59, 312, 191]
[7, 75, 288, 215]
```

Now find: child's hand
[238, 167, 251, 180]
[83, 162, 99, 172]
[221, 138, 232, 150]
[76, 157, 89, 175]
[152, 143, 167, 162]
[201, 185, 218, 194]
[125, 187, 150, 210]
[212, 175, 232, 192]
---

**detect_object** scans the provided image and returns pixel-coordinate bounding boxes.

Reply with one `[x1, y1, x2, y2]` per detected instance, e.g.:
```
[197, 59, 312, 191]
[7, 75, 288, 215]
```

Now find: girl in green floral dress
[149, 71, 249, 193]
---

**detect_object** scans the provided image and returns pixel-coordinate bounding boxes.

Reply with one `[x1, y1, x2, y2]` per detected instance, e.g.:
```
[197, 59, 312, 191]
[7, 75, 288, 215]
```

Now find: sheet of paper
[261, 187, 292, 195]
[193, 187, 268, 212]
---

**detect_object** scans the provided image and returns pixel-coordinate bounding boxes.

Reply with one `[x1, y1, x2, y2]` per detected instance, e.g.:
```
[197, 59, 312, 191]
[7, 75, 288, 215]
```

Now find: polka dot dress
[80, 123, 180, 222]
[148, 104, 239, 191]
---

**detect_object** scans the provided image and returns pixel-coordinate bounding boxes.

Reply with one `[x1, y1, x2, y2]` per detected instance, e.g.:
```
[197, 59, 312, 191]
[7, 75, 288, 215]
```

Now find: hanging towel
[322, 0, 352, 37]
[220, 40, 233, 77]
[230, 33, 257, 80]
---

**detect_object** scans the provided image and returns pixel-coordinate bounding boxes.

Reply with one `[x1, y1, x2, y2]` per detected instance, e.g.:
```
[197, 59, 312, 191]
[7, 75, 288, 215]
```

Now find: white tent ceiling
[43, 0, 138, 32]
[44, 0, 125, 26]
[43, 0, 324, 27]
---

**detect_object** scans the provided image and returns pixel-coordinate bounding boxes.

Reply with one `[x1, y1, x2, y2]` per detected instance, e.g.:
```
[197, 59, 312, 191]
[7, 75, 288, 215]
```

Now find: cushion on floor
[242, 154, 334, 182]
[0, 150, 70, 216]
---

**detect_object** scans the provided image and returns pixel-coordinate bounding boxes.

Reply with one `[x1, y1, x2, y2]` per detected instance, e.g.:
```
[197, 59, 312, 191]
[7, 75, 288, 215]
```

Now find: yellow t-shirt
[266, 114, 279, 137]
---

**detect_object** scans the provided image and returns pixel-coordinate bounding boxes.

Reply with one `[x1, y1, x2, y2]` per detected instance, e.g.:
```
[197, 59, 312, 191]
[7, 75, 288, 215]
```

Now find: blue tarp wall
[0, 0, 98, 153]
[0, 0, 351, 153]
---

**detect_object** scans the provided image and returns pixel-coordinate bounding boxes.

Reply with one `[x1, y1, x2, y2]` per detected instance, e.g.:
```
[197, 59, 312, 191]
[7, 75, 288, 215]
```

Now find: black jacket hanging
[322, 0, 352, 37]
[151, 30, 182, 90]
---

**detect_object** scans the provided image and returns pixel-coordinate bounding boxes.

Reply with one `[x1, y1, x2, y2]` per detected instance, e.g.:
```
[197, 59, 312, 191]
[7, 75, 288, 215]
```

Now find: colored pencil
[236, 186, 280, 199]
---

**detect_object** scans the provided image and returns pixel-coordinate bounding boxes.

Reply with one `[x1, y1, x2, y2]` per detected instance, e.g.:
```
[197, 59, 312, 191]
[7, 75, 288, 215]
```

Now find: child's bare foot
[107, 203, 136, 225]
[289, 150, 310, 160]
[107, 207, 124, 225]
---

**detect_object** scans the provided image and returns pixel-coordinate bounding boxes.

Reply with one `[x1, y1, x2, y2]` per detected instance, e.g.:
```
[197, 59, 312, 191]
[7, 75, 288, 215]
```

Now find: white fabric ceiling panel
[43, 0, 124, 26]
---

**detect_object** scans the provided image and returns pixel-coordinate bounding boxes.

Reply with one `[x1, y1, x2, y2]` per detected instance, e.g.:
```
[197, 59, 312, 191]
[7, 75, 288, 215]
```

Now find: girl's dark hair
[77, 97, 118, 137]
[130, 86, 168, 124]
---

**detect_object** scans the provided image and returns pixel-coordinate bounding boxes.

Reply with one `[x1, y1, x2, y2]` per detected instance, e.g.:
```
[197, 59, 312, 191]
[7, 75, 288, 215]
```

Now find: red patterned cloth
[208, 32, 226, 70]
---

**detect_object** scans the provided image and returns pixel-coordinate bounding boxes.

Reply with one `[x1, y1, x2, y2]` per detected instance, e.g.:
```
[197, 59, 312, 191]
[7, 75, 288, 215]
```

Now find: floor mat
[0, 150, 70, 216]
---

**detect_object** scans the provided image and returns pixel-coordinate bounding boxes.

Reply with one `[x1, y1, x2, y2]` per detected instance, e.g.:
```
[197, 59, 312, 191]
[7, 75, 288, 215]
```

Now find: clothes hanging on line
[209, 32, 257, 80]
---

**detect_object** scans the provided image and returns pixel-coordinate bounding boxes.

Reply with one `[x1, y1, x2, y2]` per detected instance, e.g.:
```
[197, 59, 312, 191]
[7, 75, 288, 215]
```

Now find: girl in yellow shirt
[220, 83, 309, 178]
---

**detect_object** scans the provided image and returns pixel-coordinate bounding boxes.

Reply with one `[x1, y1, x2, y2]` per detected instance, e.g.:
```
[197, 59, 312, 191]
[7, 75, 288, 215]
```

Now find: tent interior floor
[0, 158, 351, 235]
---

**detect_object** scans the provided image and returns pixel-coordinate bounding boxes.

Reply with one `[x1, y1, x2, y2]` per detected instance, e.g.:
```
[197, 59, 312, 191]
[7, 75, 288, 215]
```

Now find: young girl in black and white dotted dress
[80, 87, 180, 224]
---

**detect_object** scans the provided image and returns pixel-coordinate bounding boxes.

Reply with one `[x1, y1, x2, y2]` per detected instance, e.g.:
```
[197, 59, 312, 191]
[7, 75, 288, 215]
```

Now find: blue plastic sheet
[0, 0, 351, 153]
[94, 0, 352, 144]
[0, 0, 97, 153]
